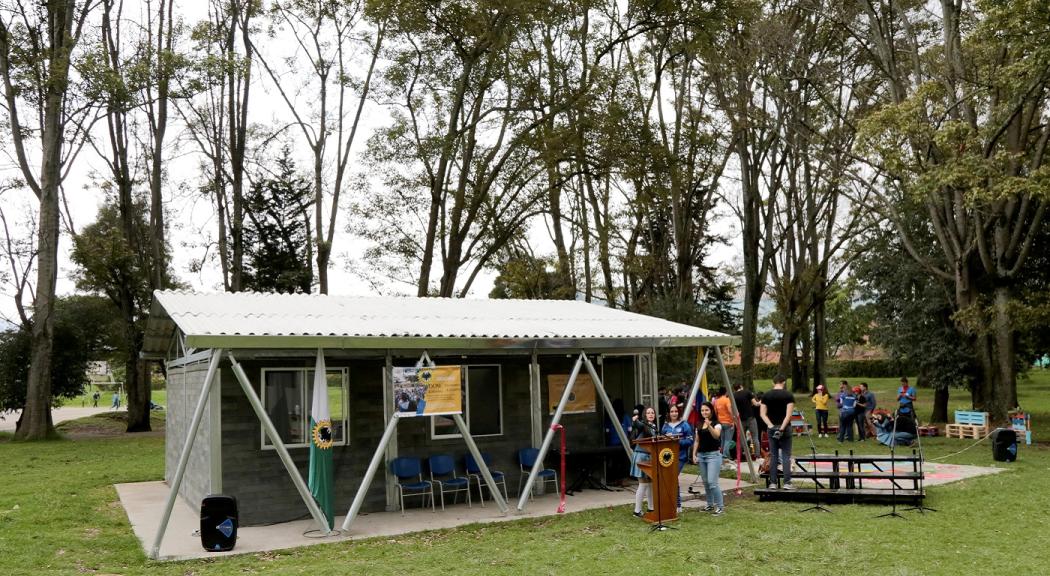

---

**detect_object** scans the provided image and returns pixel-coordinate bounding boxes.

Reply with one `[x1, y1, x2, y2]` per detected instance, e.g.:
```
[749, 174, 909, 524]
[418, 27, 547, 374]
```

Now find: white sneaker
[782, 483, 795, 490]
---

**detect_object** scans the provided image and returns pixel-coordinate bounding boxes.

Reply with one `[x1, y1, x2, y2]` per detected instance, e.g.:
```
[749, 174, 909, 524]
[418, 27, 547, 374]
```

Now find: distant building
[88, 361, 110, 376]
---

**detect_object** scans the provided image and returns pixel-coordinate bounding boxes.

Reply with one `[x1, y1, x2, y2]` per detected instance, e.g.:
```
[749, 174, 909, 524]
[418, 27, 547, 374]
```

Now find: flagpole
[308, 348, 336, 531]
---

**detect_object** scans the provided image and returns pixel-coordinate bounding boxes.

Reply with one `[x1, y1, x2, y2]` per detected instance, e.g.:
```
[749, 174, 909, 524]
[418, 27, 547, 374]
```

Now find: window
[431, 365, 503, 439]
[261, 367, 348, 449]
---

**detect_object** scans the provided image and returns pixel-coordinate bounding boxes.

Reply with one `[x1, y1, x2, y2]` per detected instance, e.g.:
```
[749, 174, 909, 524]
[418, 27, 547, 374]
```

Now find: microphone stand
[876, 409, 906, 519]
[797, 409, 830, 513]
[903, 411, 937, 513]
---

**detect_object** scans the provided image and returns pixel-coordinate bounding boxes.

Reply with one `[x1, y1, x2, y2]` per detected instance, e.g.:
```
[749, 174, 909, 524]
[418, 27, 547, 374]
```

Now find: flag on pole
[308, 349, 334, 530]
[698, 347, 709, 400]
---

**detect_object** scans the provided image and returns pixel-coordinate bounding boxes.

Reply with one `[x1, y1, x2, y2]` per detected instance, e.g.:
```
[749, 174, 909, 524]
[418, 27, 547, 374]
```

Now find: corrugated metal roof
[144, 290, 739, 355]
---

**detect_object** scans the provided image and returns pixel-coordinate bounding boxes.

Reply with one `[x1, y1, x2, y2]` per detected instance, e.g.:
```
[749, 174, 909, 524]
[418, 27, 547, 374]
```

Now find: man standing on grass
[713, 387, 736, 459]
[897, 377, 916, 415]
[760, 374, 796, 490]
[734, 382, 760, 458]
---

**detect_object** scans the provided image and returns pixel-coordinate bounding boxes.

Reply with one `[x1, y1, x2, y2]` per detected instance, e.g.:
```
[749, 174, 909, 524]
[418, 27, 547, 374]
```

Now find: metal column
[149, 348, 223, 560]
[516, 352, 585, 511]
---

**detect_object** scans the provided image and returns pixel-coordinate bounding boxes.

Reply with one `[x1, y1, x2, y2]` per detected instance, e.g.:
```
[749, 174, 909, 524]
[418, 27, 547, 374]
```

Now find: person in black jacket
[630, 406, 658, 517]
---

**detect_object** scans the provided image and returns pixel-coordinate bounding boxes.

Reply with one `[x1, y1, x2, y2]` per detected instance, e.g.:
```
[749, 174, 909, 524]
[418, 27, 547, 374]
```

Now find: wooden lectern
[634, 436, 680, 525]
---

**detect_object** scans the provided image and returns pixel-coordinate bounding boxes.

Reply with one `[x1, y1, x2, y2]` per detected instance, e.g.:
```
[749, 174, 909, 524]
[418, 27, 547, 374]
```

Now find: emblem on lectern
[658, 447, 675, 467]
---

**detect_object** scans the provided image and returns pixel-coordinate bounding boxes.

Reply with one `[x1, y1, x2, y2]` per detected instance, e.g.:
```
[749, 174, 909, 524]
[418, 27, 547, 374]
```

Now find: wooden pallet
[944, 424, 988, 439]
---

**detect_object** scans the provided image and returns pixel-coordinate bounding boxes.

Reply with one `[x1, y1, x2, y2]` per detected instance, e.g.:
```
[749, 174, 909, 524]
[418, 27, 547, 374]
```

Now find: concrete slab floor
[117, 472, 751, 562]
[117, 459, 1005, 562]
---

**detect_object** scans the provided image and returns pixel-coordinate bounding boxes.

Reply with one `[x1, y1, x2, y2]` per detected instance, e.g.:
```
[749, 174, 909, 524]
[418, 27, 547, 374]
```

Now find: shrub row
[725, 358, 916, 382]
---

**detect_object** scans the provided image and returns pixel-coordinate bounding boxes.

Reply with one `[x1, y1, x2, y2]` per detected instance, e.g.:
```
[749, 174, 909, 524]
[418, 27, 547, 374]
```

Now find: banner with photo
[547, 373, 596, 415]
[392, 366, 462, 417]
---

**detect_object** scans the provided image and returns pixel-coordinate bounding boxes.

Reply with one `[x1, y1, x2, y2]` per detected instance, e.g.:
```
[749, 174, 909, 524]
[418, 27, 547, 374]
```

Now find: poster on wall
[392, 366, 463, 416]
[547, 373, 596, 415]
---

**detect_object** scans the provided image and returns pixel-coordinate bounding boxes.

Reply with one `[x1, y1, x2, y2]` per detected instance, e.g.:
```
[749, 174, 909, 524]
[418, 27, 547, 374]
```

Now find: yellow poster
[547, 373, 596, 415]
[392, 366, 462, 417]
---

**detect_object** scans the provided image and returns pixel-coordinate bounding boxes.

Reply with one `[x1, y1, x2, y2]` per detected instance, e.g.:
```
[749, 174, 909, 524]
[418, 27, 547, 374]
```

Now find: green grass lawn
[1, 372, 1047, 575]
[60, 388, 168, 409]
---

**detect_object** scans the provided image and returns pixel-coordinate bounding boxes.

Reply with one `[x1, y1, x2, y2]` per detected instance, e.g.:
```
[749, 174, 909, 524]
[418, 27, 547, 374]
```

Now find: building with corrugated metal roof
[144, 290, 740, 530]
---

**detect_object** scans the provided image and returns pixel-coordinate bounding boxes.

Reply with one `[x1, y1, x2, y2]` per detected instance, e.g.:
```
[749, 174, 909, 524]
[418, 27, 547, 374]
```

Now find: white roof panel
[145, 290, 739, 353]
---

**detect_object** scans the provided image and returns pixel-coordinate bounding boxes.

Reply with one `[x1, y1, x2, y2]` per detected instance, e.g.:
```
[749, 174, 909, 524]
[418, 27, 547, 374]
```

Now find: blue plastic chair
[428, 454, 471, 510]
[517, 448, 558, 499]
[391, 457, 435, 515]
[465, 452, 507, 507]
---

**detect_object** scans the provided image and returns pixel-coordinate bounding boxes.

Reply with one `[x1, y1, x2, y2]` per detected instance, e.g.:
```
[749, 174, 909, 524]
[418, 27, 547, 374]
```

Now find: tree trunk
[811, 274, 828, 391]
[124, 317, 150, 432]
[738, 146, 763, 390]
[794, 327, 810, 393]
[417, 193, 439, 296]
[16, 9, 72, 439]
[931, 384, 949, 424]
[148, 0, 174, 294]
[778, 327, 799, 391]
[989, 285, 1015, 423]
[578, 173, 592, 302]
[19, 189, 59, 440]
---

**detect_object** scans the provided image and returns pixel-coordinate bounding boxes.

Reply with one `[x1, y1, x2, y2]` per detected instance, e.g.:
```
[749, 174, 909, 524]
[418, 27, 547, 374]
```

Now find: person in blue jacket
[837, 384, 857, 442]
[661, 404, 693, 512]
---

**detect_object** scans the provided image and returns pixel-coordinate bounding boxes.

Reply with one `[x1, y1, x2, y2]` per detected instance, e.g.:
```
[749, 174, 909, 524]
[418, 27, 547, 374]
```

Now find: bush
[724, 358, 917, 384]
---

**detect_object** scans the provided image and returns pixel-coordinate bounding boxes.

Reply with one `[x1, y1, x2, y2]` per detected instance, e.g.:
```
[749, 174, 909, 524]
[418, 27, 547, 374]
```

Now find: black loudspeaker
[991, 428, 1017, 462]
[200, 494, 238, 552]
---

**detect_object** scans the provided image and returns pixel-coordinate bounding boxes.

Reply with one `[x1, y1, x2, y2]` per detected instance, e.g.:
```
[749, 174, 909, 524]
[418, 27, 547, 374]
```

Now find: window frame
[260, 366, 349, 450]
[430, 364, 504, 440]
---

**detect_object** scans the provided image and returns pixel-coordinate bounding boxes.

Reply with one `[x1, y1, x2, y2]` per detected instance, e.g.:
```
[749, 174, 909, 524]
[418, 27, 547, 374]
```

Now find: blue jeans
[837, 411, 854, 442]
[698, 451, 724, 508]
[720, 424, 736, 458]
[768, 429, 793, 486]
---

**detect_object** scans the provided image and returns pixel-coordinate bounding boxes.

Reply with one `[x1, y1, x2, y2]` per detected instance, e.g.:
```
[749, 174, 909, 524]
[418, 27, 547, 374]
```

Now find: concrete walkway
[116, 459, 1006, 561]
[0, 406, 123, 433]
[118, 472, 751, 561]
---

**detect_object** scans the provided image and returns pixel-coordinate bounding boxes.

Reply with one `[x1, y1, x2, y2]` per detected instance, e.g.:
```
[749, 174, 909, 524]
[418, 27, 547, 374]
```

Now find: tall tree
[178, 0, 256, 292]
[83, 0, 181, 431]
[705, 0, 784, 390]
[242, 146, 314, 293]
[0, 0, 99, 440]
[360, 1, 552, 297]
[142, 0, 178, 293]
[612, 0, 734, 321]
[252, 0, 383, 294]
[764, 0, 872, 392]
[71, 195, 162, 431]
[855, 0, 1050, 421]
[855, 214, 977, 423]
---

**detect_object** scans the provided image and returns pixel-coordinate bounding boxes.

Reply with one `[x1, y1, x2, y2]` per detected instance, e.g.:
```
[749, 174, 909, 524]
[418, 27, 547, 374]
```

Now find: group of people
[810, 380, 876, 441]
[810, 377, 917, 444]
[628, 374, 926, 518]
[629, 373, 798, 517]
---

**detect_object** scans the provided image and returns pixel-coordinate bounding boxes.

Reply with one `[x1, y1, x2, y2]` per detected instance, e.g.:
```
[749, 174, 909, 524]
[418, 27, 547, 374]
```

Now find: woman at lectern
[630, 406, 658, 517]
[661, 404, 693, 512]
[692, 401, 724, 516]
